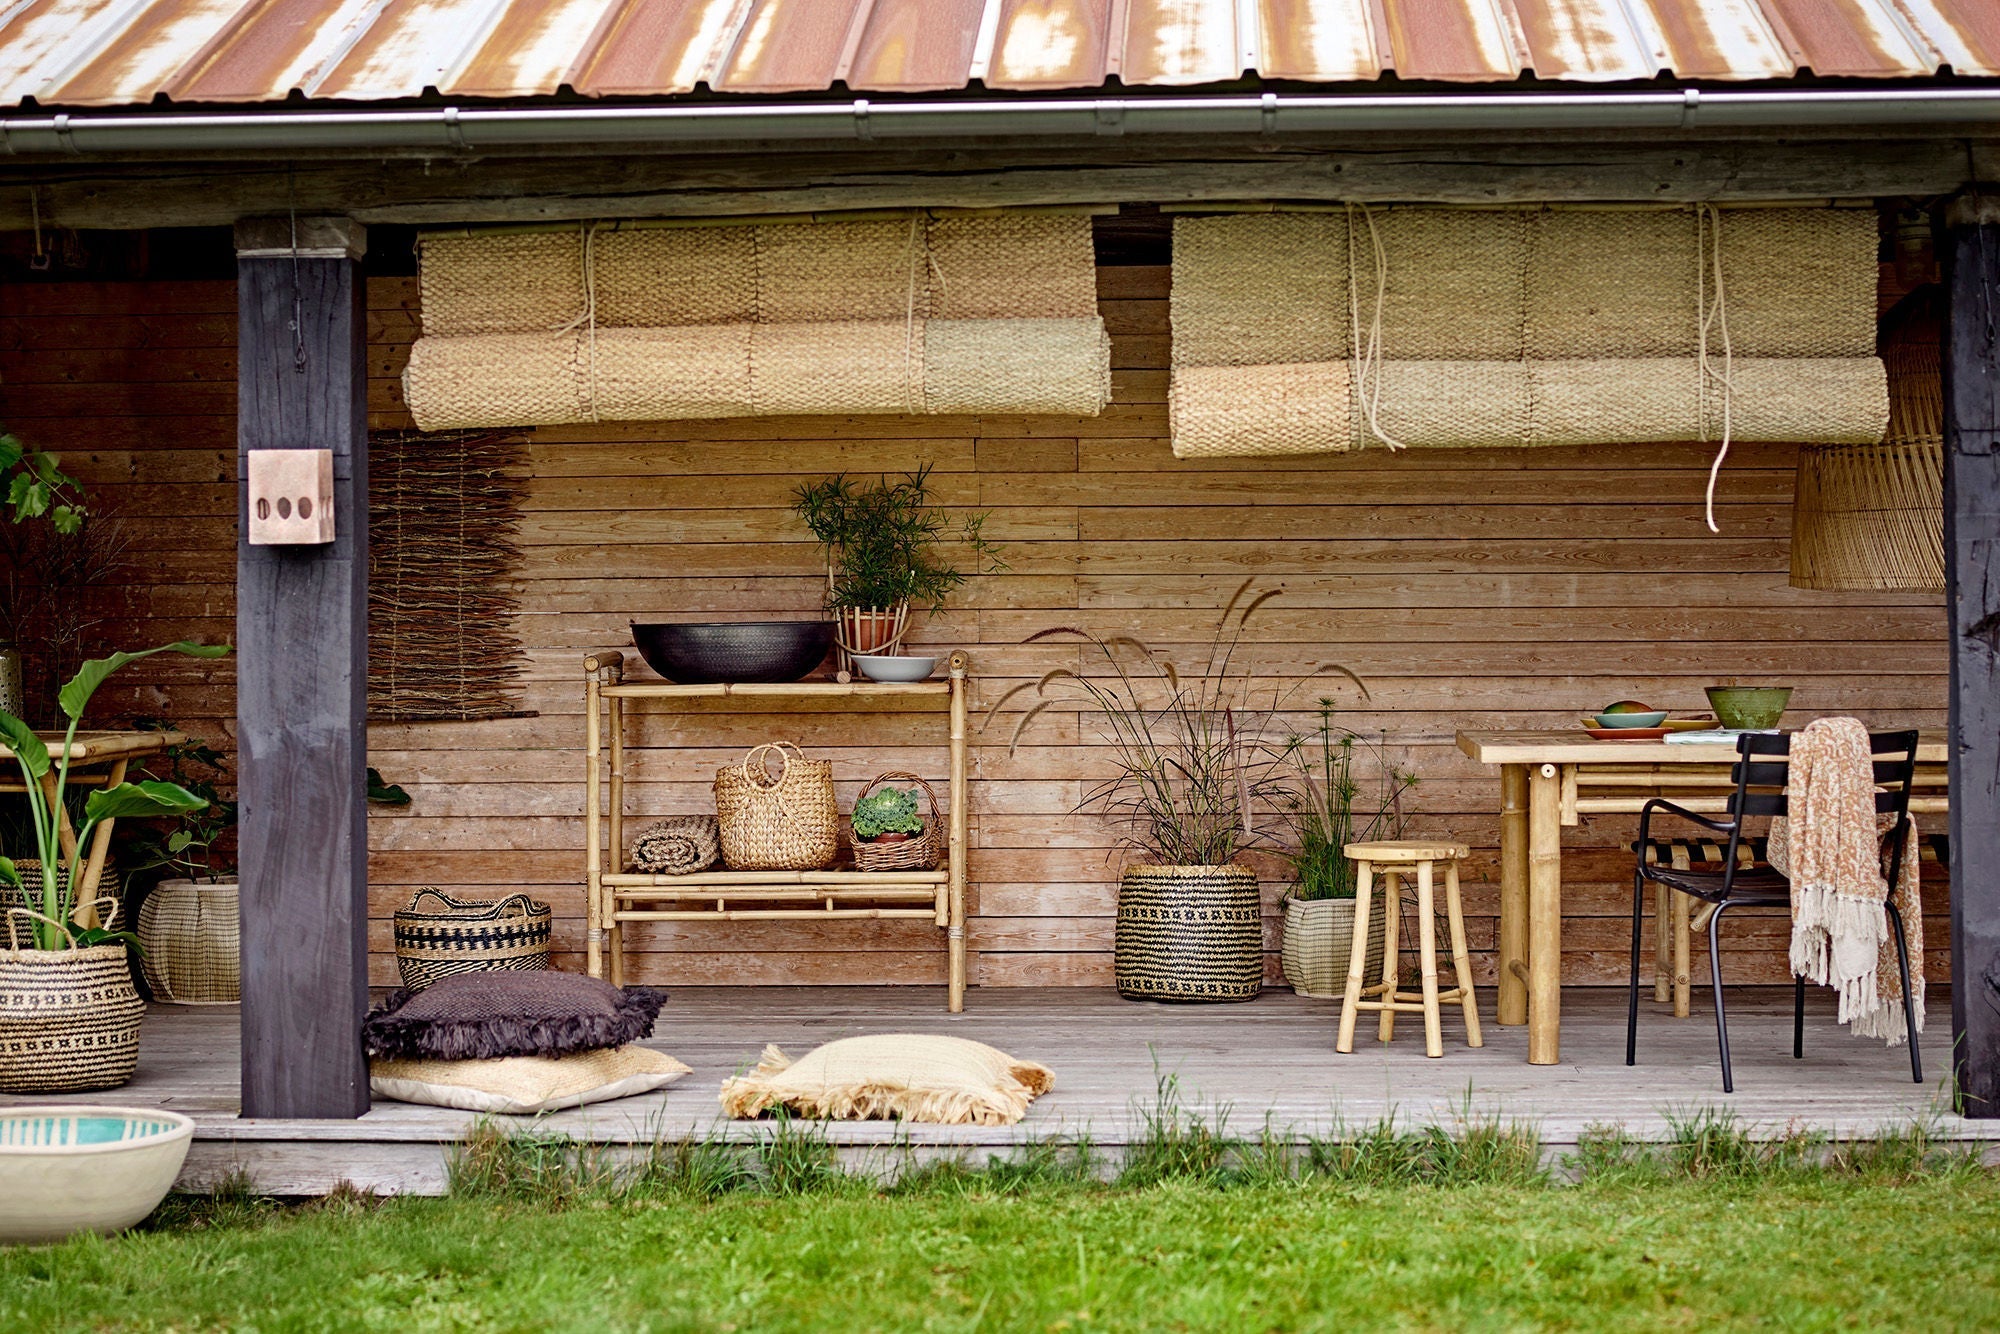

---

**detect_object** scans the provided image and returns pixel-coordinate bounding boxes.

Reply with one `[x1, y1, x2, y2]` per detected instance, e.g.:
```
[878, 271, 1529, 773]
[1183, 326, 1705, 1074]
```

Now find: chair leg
[1793, 975, 1805, 1059]
[1377, 871, 1402, 1044]
[1335, 862, 1374, 1055]
[1710, 903, 1734, 1094]
[1443, 859, 1482, 1048]
[1887, 901, 1924, 1085]
[1627, 867, 1646, 1067]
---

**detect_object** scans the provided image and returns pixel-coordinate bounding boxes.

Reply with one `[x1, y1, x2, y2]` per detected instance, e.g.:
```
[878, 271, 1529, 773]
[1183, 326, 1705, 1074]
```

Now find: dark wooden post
[1943, 195, 2000, 1117]
[235, 217, 370, 1119]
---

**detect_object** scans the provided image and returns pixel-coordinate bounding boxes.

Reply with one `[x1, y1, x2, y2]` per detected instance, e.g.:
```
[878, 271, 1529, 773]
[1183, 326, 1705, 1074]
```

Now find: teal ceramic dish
[1705, 687, 1793, 730]
[1591, 710, 1668, 729]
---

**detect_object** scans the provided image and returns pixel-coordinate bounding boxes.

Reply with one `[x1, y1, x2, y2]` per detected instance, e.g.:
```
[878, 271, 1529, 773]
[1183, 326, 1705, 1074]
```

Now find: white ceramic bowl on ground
[0, 1106, 194, 1244]
[852, 654, 938, 683]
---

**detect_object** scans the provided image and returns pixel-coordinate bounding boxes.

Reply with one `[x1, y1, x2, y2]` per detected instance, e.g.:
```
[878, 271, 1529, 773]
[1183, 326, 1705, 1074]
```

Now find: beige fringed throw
[1767, 717, 1924, 1044]
[720, 1035, 1053, 1125]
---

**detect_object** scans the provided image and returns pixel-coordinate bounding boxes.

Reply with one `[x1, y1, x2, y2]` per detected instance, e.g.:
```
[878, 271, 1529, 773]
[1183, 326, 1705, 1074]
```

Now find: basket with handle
[713, 742, 839, 871]
[0, 898, 145, 1094]
[393, 888, 553, 991]
[849, 771, 944, 872]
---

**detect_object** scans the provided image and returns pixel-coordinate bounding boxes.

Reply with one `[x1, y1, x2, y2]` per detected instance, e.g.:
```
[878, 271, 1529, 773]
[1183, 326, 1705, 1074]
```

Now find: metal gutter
[8, 88, 2000, 156]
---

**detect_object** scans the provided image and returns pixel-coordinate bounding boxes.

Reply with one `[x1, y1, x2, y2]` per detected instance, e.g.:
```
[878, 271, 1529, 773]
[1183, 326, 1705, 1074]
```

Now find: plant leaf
[0, 856, 18, 891]
[0, 434, 20, 472]
[0, 711, 50, 781]
[366, 768, 411, 805]
[59, 642, 232, 723]
[84, 779, 209, 825]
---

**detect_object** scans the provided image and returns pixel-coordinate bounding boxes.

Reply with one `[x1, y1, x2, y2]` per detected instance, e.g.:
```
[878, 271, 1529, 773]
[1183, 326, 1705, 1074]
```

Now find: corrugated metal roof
[3, 0, 1995, 111]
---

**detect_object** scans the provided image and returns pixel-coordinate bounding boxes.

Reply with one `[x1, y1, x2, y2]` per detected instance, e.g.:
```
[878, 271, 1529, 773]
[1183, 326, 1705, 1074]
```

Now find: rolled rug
[629, 816, 723, 875]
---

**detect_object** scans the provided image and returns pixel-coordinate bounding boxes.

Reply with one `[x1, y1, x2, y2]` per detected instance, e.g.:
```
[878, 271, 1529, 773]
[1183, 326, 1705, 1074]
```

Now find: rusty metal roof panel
[2, 0, 1991, 111]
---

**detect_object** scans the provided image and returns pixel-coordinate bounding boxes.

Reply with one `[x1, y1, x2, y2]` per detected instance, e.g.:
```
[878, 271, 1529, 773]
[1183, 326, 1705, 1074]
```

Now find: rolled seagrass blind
[1168, 205, 1888, 460]
[1790, 293, 1946, 592]
[403, 212, 1111, 429]
[368, 429, 532, 722]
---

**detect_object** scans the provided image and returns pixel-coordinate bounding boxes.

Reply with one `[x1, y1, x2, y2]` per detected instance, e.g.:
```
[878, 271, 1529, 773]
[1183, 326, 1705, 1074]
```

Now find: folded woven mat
[630, 816, 722, 875]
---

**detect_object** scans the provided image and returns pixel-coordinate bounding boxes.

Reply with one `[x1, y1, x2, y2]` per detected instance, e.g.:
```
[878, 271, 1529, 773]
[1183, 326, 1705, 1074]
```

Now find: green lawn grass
[7, 1172, 2000, 1333]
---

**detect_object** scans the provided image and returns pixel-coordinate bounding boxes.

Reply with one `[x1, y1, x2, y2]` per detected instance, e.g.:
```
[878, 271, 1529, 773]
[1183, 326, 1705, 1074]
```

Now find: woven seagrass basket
[138, 879, 240, 1004]
[393, 889, 552, 991]
[714, 743, 839, 871]
[0, 894, 144, 1094]
[1114, 864, 1264, 1003]
[849, 771, 942, 872]
[1279, 895, 1388, 1000]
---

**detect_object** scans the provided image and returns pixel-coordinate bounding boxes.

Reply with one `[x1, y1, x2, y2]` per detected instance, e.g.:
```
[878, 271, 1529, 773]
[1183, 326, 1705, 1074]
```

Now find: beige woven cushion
[719, 1034, 1054, 1125]
[371, 1045, 690, 1115]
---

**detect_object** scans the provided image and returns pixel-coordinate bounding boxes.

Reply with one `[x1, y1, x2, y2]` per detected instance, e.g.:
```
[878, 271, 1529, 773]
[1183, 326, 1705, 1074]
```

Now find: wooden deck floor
[3, 988, 1975, 1195]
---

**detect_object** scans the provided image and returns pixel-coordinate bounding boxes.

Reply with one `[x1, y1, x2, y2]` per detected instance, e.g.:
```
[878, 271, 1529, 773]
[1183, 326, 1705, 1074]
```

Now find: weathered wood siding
[0, 265, 1951, 989]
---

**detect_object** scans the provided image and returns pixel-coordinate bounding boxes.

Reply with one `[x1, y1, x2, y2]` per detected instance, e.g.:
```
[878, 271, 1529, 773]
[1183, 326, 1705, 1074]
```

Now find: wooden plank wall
[0, 262, 1951, 991]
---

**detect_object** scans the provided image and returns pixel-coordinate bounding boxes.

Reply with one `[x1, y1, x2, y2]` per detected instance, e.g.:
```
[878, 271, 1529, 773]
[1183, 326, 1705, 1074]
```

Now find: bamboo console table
[582, 650, 971, 1011]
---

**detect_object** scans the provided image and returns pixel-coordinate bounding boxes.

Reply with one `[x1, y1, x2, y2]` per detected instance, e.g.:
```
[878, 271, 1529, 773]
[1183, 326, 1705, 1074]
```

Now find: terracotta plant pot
[839, 605, 908, 655]
[1114, 864, 1263, 1003]
[1279, 895, 1388, 999]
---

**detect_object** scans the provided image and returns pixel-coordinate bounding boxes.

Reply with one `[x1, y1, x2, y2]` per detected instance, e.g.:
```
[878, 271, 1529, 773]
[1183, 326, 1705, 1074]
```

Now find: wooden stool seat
[1336, 840, 1483, 1059]
[1343, 839, 1472, 863]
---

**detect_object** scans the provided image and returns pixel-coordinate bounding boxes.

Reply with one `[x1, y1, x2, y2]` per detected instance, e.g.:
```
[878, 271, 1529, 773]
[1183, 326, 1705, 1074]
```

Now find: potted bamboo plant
[792, 464, 1004, 673]
[1277, 706, 1418, 998]
[0, 642, 230, 1091]
[998, 583, 1355, 1003]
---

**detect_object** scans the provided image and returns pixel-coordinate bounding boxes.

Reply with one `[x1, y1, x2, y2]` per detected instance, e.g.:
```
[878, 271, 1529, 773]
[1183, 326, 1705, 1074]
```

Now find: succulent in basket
[852, 786, 924, 843]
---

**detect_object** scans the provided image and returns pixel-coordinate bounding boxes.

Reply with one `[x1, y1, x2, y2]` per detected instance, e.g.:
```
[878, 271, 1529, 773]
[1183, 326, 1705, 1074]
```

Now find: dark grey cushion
[362, 971, 666, 1061]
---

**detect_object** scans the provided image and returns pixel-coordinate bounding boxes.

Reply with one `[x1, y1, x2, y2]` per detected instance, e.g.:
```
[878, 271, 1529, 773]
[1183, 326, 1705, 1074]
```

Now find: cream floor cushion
[372, 1044, 690, 1115]
[720, 1034, 1054, 1126]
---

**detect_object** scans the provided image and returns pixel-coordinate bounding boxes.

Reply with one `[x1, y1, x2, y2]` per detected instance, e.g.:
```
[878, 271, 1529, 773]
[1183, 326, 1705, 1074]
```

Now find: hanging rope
[1696, 204, 1737, 534]
[902, 212, 926, 415]
[1346, 203, 1406, 451]
[27, 188, 48, 272]
[556, 221, 602, 422]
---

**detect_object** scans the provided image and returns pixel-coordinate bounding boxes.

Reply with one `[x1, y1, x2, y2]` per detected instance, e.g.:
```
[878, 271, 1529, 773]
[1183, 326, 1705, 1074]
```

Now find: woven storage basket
[1280, 895, 1388, 999]
[138, 879, 239, 1005]
[0, 896, 144, 1094]
[849, 772, 943, 872]
[393, 889, 553, 991]
[0, 859, 120, 925]
[1170, 361, 1353, 457]
[923, 318, 1112, 416]
[1114, 864, 1263, 1003]
[1170, 214, 1350, 368]
[927, 214, 1100, 319]
[715, 743, 840, 871]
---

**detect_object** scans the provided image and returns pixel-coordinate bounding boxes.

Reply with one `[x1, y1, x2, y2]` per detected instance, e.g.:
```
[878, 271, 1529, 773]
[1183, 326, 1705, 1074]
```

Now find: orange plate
[1582, 726, 1670, 740]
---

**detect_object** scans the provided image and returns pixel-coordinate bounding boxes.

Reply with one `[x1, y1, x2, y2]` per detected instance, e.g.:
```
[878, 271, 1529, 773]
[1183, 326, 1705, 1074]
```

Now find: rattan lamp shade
[1790, 320, 1946, 592]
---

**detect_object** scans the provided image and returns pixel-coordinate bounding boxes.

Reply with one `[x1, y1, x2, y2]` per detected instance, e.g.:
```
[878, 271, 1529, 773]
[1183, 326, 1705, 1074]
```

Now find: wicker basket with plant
[849, 772, 942, 872]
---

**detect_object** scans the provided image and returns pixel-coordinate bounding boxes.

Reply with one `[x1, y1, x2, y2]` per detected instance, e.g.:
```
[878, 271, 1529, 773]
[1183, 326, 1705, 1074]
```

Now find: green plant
[793, 464, 1005, 615]
[992, 582, 1360, 867]
[120, 720, 237, 883]
[0, 430, 84, 535]
[1279, 705, 1418, 900]
[852, 786, 922, 840]
[0, 641, 232, 950]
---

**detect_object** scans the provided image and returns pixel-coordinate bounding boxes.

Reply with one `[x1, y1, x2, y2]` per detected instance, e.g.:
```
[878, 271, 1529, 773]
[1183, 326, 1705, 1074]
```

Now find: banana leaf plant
[0, 641, 232, 951]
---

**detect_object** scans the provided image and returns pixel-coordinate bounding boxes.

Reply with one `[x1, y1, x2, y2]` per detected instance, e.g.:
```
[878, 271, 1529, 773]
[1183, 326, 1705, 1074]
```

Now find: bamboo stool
[1335, 840, 1484, 1059]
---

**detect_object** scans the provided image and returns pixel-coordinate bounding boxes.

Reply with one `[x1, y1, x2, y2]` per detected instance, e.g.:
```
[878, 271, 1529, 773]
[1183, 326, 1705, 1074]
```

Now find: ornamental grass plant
[1279, 703, 1419, 901]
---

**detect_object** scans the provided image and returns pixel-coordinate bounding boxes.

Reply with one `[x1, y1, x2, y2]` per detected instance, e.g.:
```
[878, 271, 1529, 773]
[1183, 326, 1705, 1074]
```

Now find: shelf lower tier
[611, 907, 946, 922]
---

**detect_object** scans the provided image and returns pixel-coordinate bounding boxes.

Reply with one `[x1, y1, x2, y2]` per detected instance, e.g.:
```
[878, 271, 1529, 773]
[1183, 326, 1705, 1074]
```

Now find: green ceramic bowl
[1705, 686, 1793, 730]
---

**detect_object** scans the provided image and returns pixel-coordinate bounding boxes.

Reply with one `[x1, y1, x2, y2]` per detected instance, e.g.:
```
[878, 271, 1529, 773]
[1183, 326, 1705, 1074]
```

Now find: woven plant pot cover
[1279, 895, 1387, 1000]
[1115, 865, 1263, 1003]
[0, 944, 144, 1094]
[714, 743, 839, 871]
[394, 889, 553, 992]
[138, 879, 239, 1005]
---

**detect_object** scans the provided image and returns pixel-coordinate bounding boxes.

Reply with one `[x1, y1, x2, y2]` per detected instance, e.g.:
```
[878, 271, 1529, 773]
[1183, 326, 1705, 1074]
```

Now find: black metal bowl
[630, 621, 833, 684]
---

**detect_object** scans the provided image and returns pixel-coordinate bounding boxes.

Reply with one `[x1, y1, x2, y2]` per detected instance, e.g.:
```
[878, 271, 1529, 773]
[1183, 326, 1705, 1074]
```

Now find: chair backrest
[1726, 728, 1921, 886]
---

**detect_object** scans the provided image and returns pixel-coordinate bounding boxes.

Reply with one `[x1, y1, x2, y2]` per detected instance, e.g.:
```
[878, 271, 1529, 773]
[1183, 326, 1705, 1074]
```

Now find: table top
[1457, 728, 1948, 766]
[0, 729, 186, 763]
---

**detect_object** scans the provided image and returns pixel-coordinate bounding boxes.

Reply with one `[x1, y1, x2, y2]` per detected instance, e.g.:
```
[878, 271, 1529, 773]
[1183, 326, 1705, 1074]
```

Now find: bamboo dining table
[0, 729, 184, 926]
[1455, 728, 1949, 1065]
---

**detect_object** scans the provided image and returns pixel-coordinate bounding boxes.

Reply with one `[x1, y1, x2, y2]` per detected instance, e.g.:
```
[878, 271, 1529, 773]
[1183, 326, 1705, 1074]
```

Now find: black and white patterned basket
[393, 889, 552, 991]
[1114, 864, 1264, 1003]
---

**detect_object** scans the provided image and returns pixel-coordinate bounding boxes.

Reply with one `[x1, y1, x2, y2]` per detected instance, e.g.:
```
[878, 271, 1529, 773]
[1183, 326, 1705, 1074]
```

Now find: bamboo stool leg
[1336, 860, 1375, 1054]
[1416, 859, 1445, 1059]
[606, 692, 627, 991]
[1445, 858, 1483, 1048]
[1377, 870, 1402, 1044]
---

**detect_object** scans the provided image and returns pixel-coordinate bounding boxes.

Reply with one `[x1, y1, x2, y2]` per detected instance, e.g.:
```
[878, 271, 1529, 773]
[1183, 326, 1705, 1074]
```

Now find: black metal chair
[1625, 729, 1922, 1093]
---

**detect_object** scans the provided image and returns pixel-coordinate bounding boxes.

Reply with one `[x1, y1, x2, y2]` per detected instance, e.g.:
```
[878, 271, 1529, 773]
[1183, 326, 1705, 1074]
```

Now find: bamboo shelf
[581, 648, 972, 1011]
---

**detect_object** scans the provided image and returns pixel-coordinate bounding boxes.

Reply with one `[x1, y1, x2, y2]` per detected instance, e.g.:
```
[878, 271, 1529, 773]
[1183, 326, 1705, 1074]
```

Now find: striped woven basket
[393, 889, 552, 991]
[137, 879, 240, 1005]
[1114, 865, 1264, 1003]
[0, 894, 144, 1093]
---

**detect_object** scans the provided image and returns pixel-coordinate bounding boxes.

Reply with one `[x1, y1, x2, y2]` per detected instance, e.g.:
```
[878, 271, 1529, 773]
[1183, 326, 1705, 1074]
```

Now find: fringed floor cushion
[372, 1046, 690, 1114]
[720, 1034, 1053, 1126]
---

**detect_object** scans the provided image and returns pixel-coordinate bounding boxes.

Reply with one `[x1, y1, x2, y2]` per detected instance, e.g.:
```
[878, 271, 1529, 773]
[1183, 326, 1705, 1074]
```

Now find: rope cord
[556, 221, 602, 422]
[902, 212, 925, 415]
[1696, 204, 1735, 534]
[1346, 203, 1406, 451]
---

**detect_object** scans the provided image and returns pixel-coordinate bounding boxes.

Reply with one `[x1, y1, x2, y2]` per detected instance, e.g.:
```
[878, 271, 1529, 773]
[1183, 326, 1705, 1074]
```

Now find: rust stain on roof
[0, 0, 1979, 110]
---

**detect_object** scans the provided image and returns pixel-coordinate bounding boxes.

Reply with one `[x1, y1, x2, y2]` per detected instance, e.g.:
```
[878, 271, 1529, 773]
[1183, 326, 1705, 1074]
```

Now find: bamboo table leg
[1527, 762, 1564, 1065]
[1672, 887, 1692, 1019]
[1653, 882, 1672, 1004]
[75, 758, 127, 929]
[606, 692, 626, 990]
[584, 667, 604, 980]
[947, 655, 970, 1013]
[1496, 764, 1529, 1026]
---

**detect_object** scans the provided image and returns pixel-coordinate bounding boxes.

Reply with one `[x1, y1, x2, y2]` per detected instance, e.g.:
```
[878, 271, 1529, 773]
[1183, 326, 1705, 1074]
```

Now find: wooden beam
[235, 215, 371, 1120]
[0, 136, 1991, 230]
[1944, 194, 2000, 1119]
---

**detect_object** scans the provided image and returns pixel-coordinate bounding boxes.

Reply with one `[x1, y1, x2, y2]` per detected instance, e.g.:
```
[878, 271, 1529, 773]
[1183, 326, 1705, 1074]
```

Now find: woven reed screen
[1168, 206, 1888, 458]
[368, 429, 532, 722]
[404, 213, 1110, 430]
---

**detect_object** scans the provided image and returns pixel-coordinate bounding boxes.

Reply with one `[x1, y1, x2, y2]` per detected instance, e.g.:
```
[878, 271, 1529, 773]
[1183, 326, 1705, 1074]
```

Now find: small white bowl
[0, 1106, 193, 1244]
[853, 654, 937, 683]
